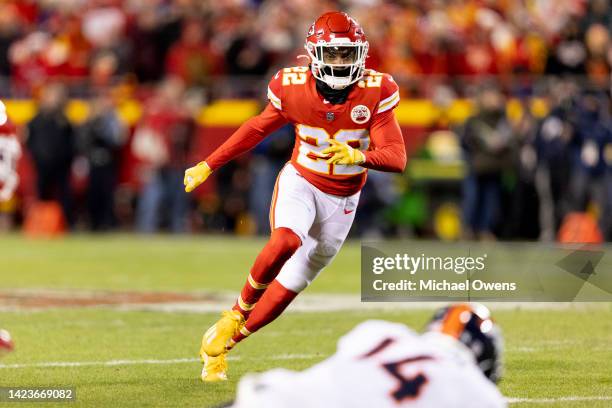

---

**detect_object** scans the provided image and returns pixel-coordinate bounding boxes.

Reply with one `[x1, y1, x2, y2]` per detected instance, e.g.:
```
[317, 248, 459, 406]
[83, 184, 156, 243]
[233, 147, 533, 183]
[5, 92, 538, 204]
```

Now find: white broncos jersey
[233, 320, 506, 408]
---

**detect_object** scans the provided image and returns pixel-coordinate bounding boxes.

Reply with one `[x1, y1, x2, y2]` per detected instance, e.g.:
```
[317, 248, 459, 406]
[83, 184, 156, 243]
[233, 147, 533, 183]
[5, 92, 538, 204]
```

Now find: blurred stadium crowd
[0, 0, 611, 242]
[0, 0, 610, 90]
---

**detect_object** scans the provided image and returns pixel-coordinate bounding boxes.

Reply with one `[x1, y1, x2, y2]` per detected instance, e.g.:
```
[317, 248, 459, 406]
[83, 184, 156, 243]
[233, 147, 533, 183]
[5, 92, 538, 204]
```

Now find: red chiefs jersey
[266, 67, 401, 196]
[205, 67, 405, 197]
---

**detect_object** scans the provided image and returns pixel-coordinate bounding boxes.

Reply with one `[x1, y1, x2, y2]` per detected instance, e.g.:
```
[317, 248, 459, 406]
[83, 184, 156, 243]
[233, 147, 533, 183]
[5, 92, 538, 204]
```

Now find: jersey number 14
[361, 337, 431, 403]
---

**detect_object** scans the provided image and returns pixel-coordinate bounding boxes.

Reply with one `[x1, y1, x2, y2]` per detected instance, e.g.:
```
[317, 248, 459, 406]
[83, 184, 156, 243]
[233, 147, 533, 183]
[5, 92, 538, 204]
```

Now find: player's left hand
[321, 139, 365, 166]
[184, 161, 212, 192]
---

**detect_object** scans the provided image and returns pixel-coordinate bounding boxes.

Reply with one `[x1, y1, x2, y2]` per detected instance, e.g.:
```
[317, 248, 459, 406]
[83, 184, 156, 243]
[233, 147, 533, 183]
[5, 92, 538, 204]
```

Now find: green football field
[0, 235, 611, 407]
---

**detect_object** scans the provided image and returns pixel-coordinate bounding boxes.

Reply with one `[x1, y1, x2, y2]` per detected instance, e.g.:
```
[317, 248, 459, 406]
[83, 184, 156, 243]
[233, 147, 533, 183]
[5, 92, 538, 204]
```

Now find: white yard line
[113, 299, 612, 313]
[0, 354, 319, 369]
[508, 396, 612, 404]
[1, 288, 610, 313]
[0, 358, 198, 368]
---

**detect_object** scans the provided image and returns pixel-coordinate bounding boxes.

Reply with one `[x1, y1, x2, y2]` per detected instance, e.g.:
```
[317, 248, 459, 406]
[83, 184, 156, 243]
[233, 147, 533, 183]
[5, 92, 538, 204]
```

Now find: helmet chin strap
[315, 77, 352, 104]
[323, 74, 351, 90]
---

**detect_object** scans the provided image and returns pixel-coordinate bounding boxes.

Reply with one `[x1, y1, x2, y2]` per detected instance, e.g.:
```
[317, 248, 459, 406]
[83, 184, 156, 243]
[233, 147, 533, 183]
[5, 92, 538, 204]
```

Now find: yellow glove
[184, 161, 212, 192]
[321, 139, 366, 165]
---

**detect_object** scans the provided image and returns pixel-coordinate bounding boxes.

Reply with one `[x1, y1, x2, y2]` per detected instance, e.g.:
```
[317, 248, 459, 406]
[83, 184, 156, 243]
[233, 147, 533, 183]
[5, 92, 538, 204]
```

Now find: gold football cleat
[201, 310, 245, 357]
[201, 353, 228, 382]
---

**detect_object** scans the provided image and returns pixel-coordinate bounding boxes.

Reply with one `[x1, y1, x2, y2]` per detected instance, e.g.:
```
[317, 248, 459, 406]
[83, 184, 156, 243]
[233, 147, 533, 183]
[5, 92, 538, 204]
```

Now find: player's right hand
[184, 161, 212, 193]
[322, 139, 365, 166]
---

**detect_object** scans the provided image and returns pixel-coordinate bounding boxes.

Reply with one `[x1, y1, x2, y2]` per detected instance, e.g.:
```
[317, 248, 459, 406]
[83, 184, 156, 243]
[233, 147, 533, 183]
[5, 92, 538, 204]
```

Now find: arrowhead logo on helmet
[305, 11, 369, 90]
[307, 24, 315, 36]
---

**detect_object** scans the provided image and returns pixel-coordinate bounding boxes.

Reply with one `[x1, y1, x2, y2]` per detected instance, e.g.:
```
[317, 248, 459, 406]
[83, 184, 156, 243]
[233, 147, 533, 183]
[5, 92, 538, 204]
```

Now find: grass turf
[0, 234, 359, 293]
[0, 234, 611, 407]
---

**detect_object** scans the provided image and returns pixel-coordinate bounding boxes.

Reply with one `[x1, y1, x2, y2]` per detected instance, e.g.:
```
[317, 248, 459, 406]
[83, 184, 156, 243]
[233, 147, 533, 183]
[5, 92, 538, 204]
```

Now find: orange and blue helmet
[427, 303, 503, 383]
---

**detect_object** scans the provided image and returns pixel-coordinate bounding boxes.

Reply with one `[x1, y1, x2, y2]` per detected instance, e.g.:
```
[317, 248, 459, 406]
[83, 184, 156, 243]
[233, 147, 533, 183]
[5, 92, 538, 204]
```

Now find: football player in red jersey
[184, 11, 406, 382]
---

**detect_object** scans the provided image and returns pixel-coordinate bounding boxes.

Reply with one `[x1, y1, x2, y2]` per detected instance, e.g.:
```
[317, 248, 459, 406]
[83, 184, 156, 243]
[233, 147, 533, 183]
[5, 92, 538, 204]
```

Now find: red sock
[232, 228, 301, 318]
[229, 280, 298, 347]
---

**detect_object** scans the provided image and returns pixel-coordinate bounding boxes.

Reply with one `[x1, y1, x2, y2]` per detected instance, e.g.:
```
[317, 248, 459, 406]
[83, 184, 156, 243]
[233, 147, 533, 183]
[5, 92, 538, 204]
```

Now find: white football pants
[269, 163, 359, 292]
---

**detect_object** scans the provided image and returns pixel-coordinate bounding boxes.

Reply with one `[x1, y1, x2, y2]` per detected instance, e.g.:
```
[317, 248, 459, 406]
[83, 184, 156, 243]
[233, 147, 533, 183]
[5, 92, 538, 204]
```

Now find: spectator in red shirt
[165, 19, 222, 88]
[133, 77, 196, 233]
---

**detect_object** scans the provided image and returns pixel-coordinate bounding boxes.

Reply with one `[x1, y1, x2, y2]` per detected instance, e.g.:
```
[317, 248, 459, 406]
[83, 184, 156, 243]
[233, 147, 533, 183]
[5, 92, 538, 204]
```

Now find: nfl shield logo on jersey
[326, 112, 335, 122]
[351, 105, 370, 124]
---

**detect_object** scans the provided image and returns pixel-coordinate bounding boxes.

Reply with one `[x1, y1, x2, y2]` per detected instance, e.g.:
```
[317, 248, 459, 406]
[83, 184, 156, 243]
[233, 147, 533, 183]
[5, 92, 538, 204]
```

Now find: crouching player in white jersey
[228, 303, 506, 408]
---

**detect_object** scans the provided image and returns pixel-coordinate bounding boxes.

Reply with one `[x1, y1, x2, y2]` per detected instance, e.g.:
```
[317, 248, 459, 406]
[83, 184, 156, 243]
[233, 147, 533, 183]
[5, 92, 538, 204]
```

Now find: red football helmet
[305, 11, 369, 90]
